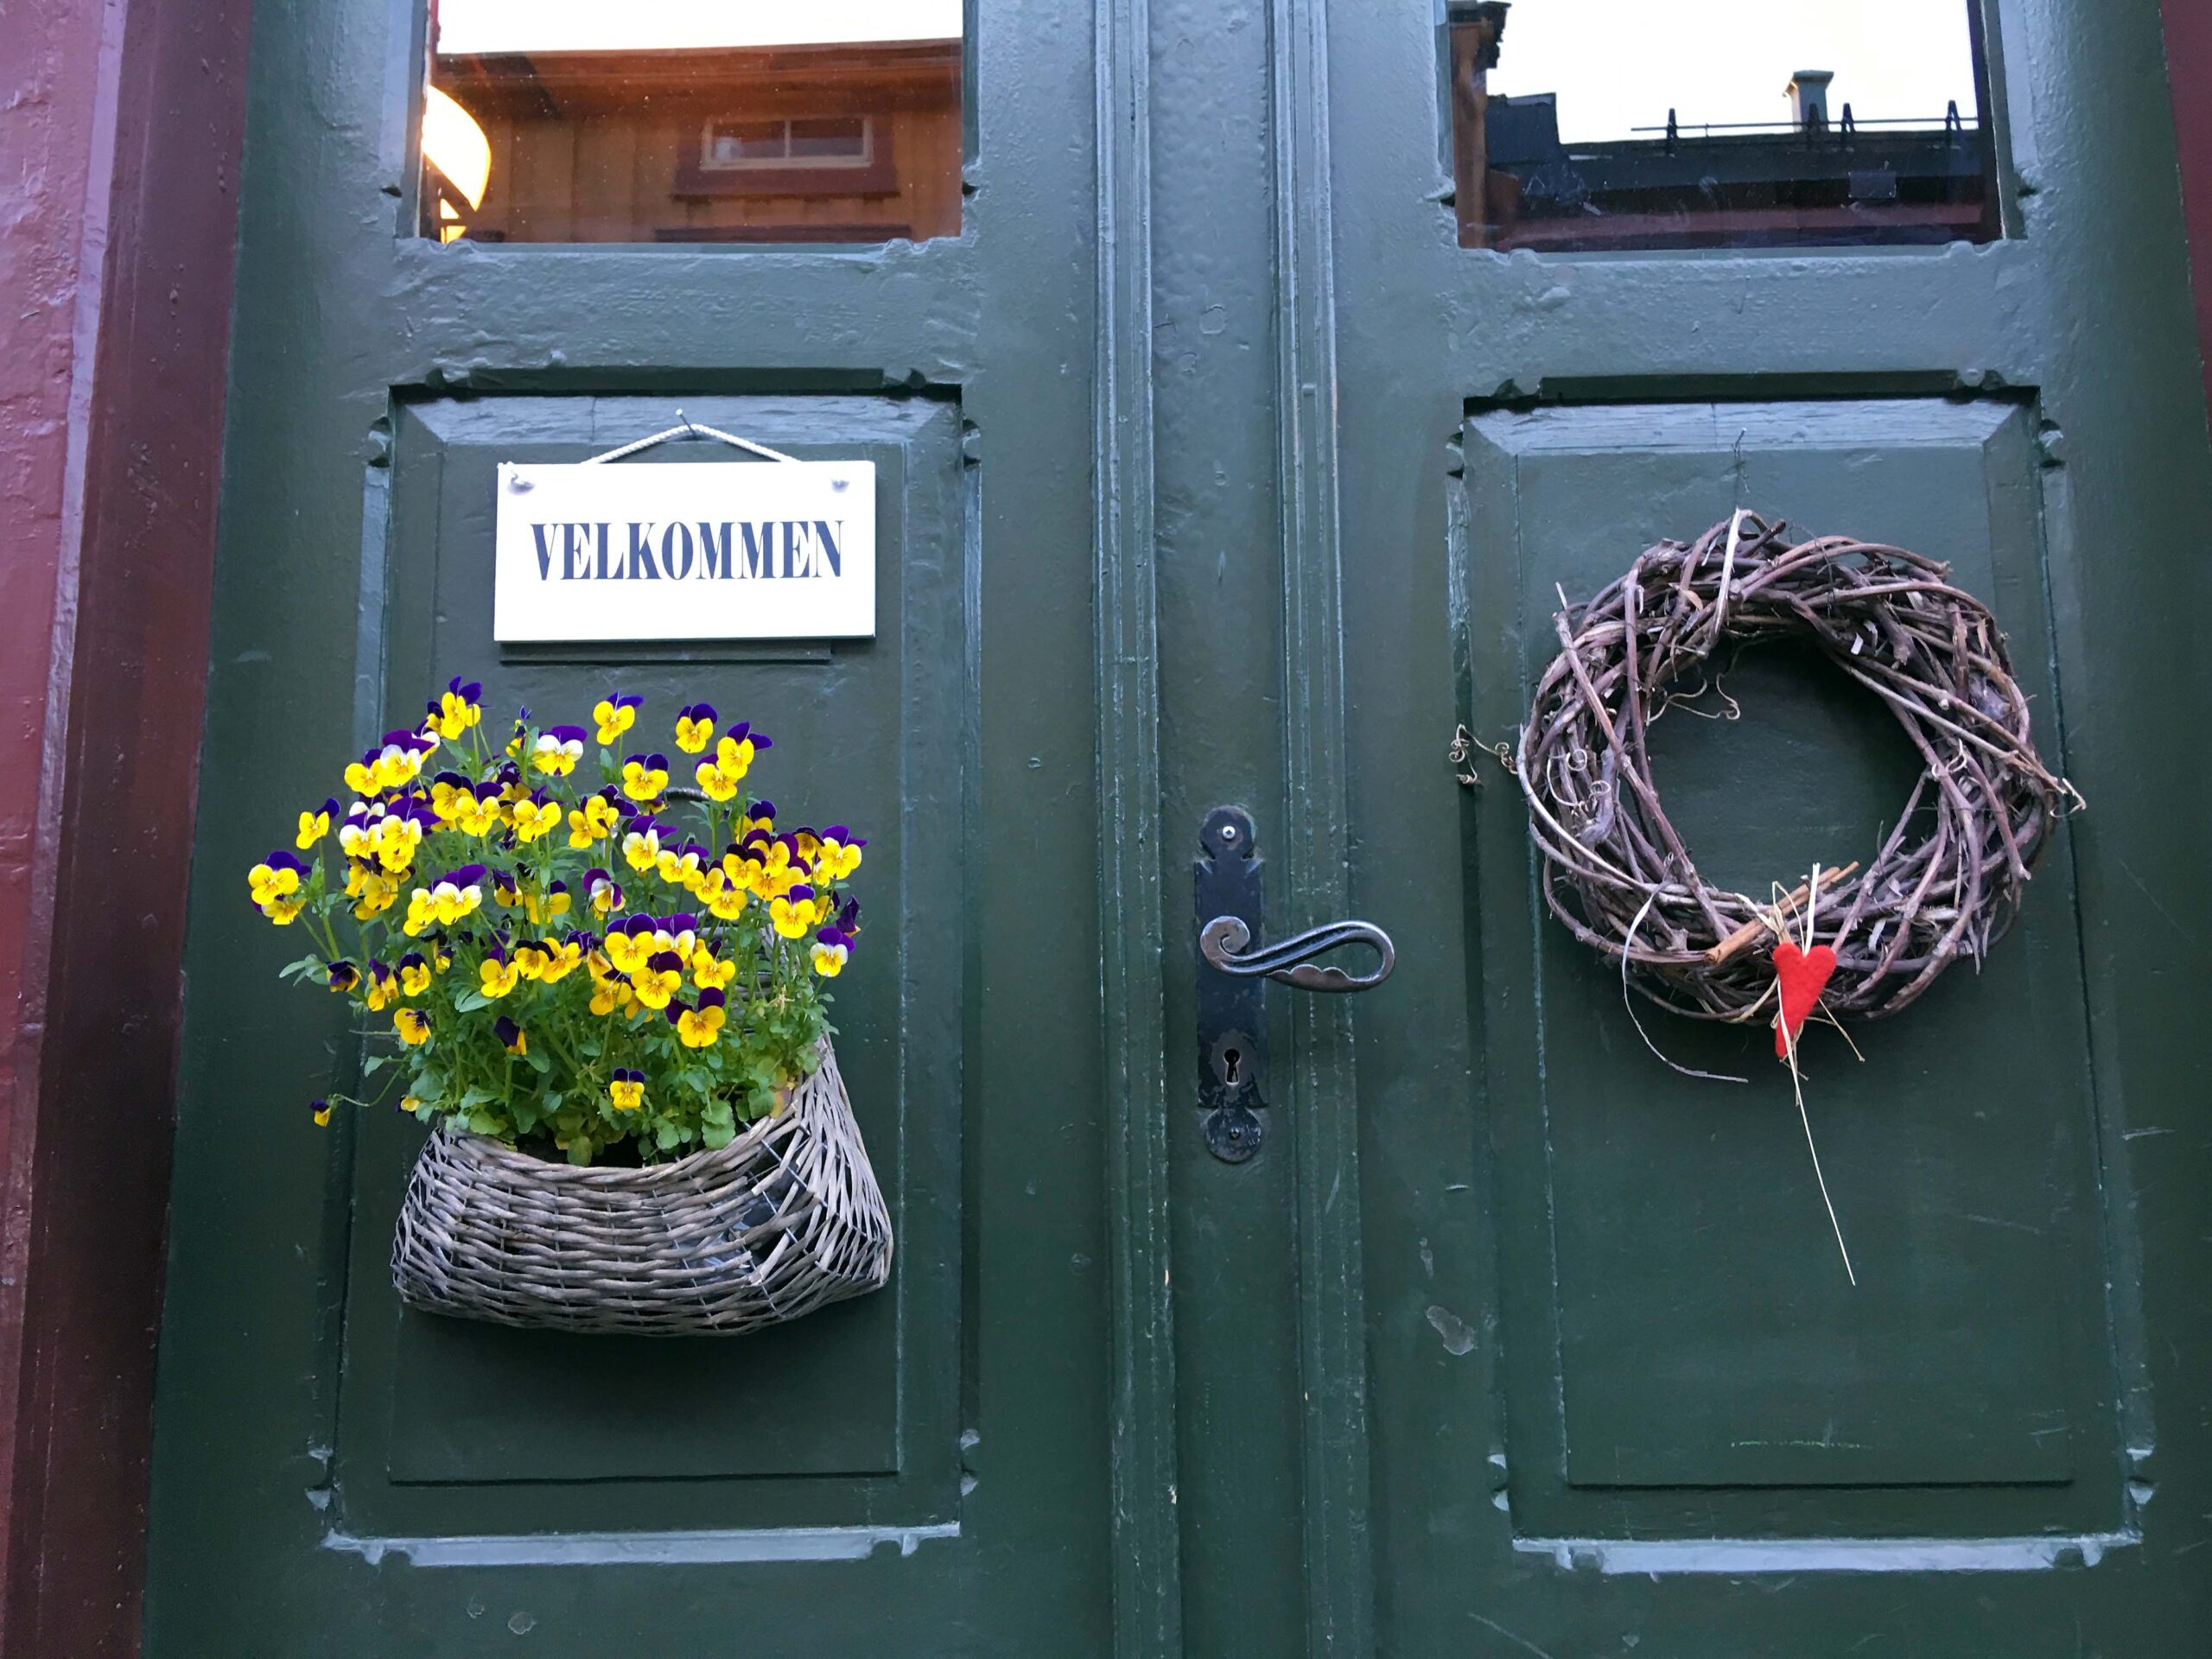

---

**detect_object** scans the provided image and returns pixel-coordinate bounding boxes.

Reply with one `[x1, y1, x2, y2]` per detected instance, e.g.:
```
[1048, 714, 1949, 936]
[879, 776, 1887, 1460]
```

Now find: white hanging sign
[493, 458, 877, 643]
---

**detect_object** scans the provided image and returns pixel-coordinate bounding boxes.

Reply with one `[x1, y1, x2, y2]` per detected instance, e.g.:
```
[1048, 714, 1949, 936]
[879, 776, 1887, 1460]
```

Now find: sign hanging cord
[582, 410, 800, 467]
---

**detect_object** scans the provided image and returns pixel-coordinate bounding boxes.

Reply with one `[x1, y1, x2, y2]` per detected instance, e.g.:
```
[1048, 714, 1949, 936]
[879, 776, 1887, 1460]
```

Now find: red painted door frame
[2164, 0, 2212, 416]
[0, 0, 250, 1653]
[0, 3, 2202, 1656]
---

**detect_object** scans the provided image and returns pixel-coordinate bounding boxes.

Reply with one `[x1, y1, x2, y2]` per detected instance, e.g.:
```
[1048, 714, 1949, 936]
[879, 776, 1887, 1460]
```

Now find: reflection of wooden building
[427, 40, 962, 245]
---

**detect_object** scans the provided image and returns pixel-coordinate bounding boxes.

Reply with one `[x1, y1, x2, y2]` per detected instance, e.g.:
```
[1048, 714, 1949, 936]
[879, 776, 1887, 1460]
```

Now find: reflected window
[419, 0, 963, 245]
[1447, 1, 1998, 252]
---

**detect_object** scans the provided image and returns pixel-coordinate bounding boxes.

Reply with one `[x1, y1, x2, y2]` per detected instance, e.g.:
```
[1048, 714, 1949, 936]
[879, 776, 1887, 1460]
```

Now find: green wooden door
[145, 3, 1135, 1655]
[149, 0, 2212, 1655]
[1309, 0, 2212, 1654]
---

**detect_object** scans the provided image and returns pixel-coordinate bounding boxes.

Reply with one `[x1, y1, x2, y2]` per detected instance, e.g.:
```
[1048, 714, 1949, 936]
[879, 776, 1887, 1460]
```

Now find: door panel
[1463, 402, 2112, 1536]
[334, 396, 958, 1525]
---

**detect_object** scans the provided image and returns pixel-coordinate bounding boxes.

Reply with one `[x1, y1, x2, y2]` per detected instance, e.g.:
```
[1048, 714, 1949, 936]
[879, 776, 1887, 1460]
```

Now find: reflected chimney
[1788, 68, 1834, 130]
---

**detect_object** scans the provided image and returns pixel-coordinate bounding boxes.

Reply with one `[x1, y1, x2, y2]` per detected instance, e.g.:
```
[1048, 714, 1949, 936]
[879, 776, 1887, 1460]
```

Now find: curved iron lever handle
[1198, 915, 1396, 994]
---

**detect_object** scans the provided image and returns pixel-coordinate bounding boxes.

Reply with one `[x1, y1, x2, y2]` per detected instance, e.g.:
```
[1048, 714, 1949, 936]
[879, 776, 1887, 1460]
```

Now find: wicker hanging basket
[391, 1039, 892, 1335]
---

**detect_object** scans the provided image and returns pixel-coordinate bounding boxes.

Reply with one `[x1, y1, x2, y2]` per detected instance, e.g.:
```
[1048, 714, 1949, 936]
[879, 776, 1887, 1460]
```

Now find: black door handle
[1193, 807, 1395, 1163]
[1197, 915, 1395, 993]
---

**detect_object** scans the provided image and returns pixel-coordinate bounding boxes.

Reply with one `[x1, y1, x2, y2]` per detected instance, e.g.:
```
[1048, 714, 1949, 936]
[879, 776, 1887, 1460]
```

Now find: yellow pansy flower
[247, 850, 305, 910]
[699, 868, 749, 920]
[712, 722, 772, 783]
[567, 791, 620, 849]
[813, 827, 867, 882]
[512, 796, 563, 843]
[621, 822, 664, 874]
[531, 725, 586, 777]
[478, 951, 520, 999]
[537, 937, 584, 983]
[769, 884, 823, 940]
[694, 759, 740, 802]
[629, 951, 684, 1011]
[594, 694, 640, 746]
[674, 990, 728, 1048]
[426, 677, 482, 741]
[521, 880, 571, 926]
[352, 868, 399, 920]
[673, 702, 716, 753]
[364, 961, 400, 1012]
[621, 753, 670, 804]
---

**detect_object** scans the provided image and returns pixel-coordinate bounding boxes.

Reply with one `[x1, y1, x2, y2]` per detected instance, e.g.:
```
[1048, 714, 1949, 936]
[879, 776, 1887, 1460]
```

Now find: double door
[149, 2, 2212, 1655]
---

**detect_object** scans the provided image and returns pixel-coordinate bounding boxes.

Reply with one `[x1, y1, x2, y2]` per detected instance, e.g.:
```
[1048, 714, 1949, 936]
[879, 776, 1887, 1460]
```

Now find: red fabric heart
[1772, 940, 1838, 1058]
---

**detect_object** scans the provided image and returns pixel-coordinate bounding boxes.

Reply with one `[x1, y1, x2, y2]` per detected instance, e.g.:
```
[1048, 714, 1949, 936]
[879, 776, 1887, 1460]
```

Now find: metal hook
[675, 407, 701, 441]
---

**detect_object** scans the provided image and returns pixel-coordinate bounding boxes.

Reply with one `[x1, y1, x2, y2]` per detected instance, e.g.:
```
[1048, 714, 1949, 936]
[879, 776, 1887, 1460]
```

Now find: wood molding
[1093, 0, 1184, 1652]
[1266, 3, 1375, 1655]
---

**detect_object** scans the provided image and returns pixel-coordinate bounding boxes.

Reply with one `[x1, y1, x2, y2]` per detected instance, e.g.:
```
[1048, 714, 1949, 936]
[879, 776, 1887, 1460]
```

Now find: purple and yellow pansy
[593, 693, 642, 746]
[673, 702, 716, 754]
[252, 678, 863, 1163]
[531, 725, 587, 777]
[426, 677, 483, 741]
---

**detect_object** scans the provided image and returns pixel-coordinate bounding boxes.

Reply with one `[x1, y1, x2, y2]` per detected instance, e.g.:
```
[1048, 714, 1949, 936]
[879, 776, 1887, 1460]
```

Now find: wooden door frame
[0, 1, 2207, 1656]
[2164, 0, 2212, 416]
[0, 0, 251, 1653]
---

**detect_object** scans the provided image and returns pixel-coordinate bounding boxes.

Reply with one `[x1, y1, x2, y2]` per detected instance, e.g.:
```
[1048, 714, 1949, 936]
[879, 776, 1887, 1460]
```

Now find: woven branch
[1516, 513, 2069, 1024]
[391, 1039, 892, 1335]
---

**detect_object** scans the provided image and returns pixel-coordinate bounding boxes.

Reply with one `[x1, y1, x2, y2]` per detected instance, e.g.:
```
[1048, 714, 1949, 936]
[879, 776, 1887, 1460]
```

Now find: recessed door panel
[1461, 399, 2113, 1531]
[334, 394, 963, 1529]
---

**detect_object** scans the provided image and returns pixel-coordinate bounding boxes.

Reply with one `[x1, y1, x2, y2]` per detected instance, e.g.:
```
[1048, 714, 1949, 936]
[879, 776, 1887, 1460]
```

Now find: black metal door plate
[1196, 806, 1268, 1162]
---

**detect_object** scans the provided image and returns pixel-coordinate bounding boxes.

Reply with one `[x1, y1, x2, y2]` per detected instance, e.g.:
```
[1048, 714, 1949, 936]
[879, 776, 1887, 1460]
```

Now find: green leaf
[701, 1119, 735, 1151]
[466, 1109, 504, 1136]
[452, 988, 492, 1014]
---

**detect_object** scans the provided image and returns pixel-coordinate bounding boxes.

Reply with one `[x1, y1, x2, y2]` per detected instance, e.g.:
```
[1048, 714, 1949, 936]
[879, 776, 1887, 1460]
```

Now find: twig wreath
[1516, 512, 2075, 1031]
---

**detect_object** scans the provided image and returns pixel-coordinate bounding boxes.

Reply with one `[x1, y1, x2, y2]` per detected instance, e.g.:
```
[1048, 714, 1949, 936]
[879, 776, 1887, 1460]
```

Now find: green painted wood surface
[1332, 1, 2212, 1653]
[147, 0, 2212, 1653]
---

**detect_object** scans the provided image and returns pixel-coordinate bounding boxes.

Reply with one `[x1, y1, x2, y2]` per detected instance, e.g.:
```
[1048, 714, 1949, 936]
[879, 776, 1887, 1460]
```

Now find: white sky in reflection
[1487, 1, 1980, 141]
[435, 0, 963, 55]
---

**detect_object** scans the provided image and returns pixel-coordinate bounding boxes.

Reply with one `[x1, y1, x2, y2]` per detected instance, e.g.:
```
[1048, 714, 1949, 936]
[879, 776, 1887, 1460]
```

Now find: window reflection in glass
[1447, 1, 1998, 252]
[420, 0, 963, 245]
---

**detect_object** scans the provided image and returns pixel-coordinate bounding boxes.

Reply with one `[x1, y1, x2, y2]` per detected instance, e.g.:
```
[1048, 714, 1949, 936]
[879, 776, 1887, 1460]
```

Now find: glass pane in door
[1446, 0, 1999, 251]
[420, 0, 963, 245]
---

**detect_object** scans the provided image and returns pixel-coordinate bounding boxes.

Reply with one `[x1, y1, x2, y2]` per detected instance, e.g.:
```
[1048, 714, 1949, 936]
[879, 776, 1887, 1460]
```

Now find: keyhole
[1223, 1047, 1242, 1086]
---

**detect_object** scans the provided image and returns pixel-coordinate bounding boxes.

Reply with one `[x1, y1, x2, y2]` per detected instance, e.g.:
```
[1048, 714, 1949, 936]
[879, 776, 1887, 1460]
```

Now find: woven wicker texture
[391, 1041, 892, 1335]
